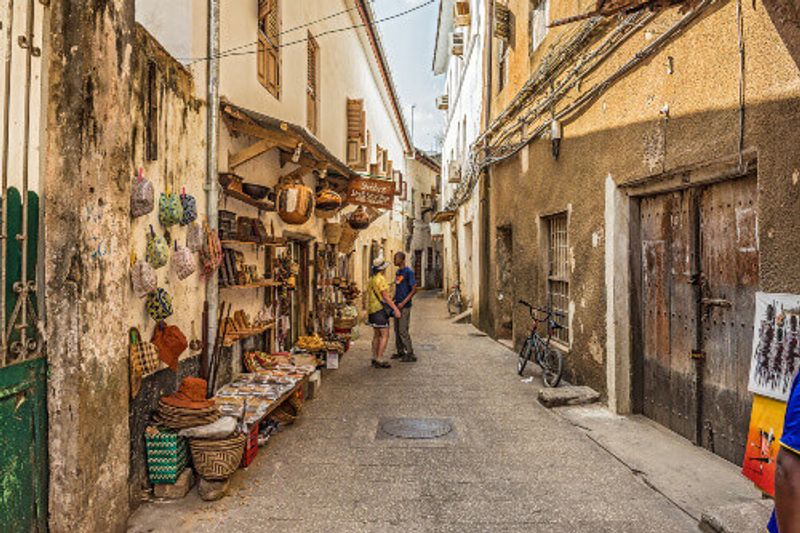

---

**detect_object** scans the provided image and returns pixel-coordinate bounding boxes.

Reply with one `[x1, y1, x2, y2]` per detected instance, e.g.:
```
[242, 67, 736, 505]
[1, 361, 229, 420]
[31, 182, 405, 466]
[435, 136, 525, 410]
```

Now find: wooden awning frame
[432, 210, 457, 223]
[221, 101, 358, 192]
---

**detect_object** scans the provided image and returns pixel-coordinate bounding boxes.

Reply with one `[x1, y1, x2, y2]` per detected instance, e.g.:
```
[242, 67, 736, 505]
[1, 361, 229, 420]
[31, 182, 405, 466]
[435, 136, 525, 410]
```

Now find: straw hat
[161, 377, 213, 410]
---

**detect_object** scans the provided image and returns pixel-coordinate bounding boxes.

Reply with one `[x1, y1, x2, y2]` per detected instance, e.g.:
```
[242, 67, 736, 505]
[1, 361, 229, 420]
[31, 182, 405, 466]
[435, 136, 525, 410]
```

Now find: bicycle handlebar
[517, 300, 567, 319]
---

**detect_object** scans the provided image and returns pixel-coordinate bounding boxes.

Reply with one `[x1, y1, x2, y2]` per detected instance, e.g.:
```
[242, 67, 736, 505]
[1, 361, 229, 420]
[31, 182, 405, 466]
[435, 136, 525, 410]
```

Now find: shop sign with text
[346, 178, 395, 209]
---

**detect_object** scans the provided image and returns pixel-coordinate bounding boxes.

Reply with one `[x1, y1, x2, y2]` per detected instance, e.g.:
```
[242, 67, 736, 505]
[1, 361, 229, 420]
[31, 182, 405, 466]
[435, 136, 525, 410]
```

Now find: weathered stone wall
[486, 3, 800, 396]
[44, 1, 135, 531]
[126, 24, 208, 509]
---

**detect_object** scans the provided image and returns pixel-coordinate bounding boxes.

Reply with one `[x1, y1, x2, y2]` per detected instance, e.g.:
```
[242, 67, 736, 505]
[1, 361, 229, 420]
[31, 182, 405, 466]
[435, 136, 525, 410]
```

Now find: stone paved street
[128, 292, 697, 532]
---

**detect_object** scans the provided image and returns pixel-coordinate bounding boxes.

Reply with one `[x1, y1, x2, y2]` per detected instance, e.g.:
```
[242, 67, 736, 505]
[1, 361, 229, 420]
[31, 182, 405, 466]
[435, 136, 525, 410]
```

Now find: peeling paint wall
[44, 1, 135, 531]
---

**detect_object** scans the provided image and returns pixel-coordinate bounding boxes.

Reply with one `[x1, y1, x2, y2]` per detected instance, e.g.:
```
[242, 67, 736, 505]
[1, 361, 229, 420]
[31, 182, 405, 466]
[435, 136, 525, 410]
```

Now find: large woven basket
[190, 432, 247, 481]
[337, 224, 358, 254]
[324, 222, 343, 245]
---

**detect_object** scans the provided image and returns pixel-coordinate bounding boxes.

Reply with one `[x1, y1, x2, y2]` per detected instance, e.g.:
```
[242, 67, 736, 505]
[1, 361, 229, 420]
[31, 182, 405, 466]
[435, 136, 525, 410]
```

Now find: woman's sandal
[371, 360, 391, 369]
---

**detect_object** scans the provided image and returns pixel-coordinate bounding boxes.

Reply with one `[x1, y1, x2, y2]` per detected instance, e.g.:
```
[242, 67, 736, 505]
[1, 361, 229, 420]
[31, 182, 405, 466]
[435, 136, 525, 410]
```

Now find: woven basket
[338, 224, 358, 254]
[190, 432, 247, 481]
[324, 222, 343, 245]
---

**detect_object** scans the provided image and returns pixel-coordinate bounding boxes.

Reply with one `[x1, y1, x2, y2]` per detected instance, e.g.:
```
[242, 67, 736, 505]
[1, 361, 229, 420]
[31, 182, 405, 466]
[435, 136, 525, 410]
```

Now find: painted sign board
[346, 177, 395, 209]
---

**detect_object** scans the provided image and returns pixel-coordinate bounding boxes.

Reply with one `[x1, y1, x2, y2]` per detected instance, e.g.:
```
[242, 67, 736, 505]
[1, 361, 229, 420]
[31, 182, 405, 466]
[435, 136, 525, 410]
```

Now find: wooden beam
[229, 139, 276, 169]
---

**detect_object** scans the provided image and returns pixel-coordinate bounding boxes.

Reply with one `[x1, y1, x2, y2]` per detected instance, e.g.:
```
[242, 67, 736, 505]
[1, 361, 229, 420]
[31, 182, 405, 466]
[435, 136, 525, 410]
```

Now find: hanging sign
[345, 177, 395, 209]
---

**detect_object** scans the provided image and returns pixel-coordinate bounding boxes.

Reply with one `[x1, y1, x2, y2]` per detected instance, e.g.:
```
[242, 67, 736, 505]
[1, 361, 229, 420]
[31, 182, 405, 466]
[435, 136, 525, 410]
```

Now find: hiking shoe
[399, 354, 417, 363]
[391, 352, 404, 360]
[371, 360, 391, 369]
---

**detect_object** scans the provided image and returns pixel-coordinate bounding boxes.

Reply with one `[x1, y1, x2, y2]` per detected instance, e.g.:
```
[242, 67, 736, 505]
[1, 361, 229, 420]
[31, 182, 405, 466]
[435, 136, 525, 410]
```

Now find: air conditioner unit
[450, 31, 465, 57]
[494, 2, 511, 41]
[448, 161, 462, 183]
[436, 95, 449, 110]
[454, 1, 471, 27]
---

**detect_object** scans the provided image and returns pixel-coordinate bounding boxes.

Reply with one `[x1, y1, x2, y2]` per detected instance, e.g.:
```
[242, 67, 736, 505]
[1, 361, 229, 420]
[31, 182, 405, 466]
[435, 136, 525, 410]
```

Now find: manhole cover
[379, 418, 453, 440]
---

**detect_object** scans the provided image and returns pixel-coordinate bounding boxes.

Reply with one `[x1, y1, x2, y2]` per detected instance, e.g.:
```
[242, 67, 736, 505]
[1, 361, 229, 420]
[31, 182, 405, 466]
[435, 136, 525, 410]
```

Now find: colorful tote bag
[131, 168, 154, 218]
[179, 188, 197, 226]
[159, 190, 184, 227]
[129, 327, 161, 397]
[186, 221, 204, 253]
[146, 288, 174, 322]
[200, 224, 223, 277]
[145, 226, 169, 269]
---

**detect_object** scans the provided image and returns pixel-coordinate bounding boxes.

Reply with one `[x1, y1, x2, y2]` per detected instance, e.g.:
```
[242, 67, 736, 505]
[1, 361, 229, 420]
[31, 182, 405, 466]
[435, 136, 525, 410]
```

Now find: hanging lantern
[348, 206, 370, 230]
[276, 177, 314, 225]
[315, 188, 342, 212]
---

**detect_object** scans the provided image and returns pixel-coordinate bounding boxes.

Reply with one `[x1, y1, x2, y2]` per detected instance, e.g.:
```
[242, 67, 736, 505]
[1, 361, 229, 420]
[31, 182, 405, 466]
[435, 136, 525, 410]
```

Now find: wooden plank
[229, 139, 276, 169]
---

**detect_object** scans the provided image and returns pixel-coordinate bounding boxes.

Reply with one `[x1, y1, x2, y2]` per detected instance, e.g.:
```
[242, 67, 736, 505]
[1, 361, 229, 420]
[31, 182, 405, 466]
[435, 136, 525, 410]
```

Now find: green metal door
[0, 0, 48, 531]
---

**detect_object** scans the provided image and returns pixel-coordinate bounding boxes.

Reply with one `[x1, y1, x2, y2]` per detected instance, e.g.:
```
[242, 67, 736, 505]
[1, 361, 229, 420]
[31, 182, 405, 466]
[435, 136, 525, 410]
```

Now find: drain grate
[378, 418, 453, 440]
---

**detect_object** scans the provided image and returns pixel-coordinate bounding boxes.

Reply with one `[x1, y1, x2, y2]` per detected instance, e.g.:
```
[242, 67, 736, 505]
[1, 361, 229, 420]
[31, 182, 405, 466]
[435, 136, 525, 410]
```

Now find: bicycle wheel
[517, 339, 532, 376]
[541, 347, 563, 387]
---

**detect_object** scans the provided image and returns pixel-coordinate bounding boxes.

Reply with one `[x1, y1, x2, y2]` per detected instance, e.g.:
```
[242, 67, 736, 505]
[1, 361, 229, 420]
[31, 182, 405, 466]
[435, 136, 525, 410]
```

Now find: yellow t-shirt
[367, 273, 390, 314]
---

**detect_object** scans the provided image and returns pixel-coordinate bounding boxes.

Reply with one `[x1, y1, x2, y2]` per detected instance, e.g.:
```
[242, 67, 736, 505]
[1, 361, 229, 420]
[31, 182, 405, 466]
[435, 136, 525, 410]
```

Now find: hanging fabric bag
[200, 223, 223, 277]
[159, 188, 184, 227]
[129, 327, 161, 397]
[131, 168, 155, 218]
[131, 253, 157, 297]
[186, 221, 204, 252]
[146, 287, 174, 322]
[151, 322, 187, 372]
[179, 188, 197, 226]
[145, 225, 169, 269]
[172, 241, 196, 281]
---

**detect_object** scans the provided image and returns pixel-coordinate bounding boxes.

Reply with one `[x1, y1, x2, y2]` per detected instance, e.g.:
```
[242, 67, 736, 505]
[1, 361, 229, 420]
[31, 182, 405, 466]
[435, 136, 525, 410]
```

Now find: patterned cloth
[769, 373, 800, 532]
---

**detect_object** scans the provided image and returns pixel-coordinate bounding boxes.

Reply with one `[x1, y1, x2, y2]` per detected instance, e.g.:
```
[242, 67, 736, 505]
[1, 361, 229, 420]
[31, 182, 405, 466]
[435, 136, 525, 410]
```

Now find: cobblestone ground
[128, 292, 697, 532]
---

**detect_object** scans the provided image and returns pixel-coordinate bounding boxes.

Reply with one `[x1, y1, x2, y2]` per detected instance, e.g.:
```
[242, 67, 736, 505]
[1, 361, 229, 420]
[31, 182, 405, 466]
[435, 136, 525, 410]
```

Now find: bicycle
[516, 300, 565, 387]
[447, 283, 464, 317]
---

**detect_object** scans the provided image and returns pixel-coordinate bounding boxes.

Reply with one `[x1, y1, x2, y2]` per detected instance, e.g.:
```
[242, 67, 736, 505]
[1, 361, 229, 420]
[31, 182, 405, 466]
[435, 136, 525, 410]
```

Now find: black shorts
[368, 310, 390, 328]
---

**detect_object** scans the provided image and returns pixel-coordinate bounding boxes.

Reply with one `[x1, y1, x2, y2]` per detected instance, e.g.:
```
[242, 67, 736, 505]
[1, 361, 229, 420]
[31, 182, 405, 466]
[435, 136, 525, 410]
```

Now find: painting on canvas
[748, 292, 800, 402]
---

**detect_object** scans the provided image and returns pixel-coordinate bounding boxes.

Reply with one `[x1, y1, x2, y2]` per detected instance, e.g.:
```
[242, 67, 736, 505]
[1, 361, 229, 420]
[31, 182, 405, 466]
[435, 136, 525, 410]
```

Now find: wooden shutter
[258, 0, 280, 97]
[307, 33, 319, 134]
[346, 99, 366, 168]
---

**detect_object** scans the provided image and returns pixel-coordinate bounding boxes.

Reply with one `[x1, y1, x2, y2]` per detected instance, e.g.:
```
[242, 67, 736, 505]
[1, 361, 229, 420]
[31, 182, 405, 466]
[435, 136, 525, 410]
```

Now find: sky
[372, 0, 445, 154]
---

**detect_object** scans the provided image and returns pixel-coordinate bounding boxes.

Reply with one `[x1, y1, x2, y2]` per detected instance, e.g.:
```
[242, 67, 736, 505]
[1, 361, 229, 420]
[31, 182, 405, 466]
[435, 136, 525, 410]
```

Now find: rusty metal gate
[0, 0, 48, 531]
[637, 173, 758, 465]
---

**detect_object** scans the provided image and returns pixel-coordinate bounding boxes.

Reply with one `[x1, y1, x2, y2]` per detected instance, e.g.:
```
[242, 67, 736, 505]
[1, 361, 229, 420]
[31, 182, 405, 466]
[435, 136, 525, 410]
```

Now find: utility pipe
[205, 0, 220, 382]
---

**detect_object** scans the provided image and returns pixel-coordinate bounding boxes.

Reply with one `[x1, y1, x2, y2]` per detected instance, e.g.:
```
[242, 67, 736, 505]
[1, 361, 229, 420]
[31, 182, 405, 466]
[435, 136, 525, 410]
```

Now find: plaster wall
[486, 1, 800, 400]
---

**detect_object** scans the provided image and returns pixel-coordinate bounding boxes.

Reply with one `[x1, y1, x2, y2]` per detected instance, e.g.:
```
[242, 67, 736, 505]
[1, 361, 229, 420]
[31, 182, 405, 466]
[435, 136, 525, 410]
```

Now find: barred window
[545, 212, 569, 344]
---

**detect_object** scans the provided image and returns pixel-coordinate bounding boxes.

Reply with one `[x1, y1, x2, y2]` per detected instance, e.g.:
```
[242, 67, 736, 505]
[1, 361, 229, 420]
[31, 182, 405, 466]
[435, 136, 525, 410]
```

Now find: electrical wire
[182, 0, 434, 64]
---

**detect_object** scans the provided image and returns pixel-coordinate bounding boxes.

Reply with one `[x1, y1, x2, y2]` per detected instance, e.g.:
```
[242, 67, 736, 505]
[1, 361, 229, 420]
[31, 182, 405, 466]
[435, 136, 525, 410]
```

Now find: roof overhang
[432, 0, 455, 75]
[221, 100, 358, 191]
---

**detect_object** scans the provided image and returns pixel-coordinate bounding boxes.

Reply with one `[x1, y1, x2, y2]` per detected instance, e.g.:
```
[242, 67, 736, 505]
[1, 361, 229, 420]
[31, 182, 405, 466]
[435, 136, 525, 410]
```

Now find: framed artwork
[748, 292, 800, 402]
[741, 394, 787, 496]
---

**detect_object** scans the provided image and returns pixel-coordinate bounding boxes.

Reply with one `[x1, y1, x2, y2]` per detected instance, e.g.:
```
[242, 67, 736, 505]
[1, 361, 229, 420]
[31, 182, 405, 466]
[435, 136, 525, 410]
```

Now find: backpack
[185, 221, 204, 253]
[172, 241, 196, 281]
[180, 188, 197, 226]
[158, 190, 184, 227]
[131, 253, 157, 297]
[200, 223, 223, 277]
[130, 168, 154, 218]
[146, 288, 174, 322]
[145, 225, 169, 269]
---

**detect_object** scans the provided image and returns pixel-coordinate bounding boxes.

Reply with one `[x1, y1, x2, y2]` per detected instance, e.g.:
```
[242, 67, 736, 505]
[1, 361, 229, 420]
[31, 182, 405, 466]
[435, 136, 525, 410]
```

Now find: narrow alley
[129, 293, 697, 532]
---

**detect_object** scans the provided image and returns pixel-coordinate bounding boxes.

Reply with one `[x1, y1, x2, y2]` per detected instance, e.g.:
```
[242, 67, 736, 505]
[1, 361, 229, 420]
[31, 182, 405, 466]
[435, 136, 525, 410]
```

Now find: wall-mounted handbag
[200, 223, 223, 277]
[131, 168, 154, 218]
[158, 189, 184, 227]
[186, 221, 204, 253]
[146, 287, 174, 322]
[131, 253, 157, 297]
[172, 241, 196, 281]
[129, 327, 161, 397]
[145, 225, 169, 269]
[151, 322, 187, 372]
[179, 188, 197, 226]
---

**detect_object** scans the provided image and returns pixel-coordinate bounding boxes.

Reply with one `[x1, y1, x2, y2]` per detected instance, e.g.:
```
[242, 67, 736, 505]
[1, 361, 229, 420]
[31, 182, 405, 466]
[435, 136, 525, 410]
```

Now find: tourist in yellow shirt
[367, 257, 401, 368]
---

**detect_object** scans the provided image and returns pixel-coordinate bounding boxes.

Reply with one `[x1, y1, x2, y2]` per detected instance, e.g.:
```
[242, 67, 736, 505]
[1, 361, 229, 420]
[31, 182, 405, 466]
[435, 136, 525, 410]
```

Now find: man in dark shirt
[392, 252, 418, 363]
[770, 371, 800, 533]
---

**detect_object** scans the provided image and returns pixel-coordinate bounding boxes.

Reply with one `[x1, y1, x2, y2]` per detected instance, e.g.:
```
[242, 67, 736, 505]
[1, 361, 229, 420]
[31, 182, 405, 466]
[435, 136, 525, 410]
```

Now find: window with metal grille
[545, 212, 569, 344]
[306, 32, 319, 134]
[258, 0, 280, 98]
[529, 0, 549, 55]
[498, 39, 509, 93]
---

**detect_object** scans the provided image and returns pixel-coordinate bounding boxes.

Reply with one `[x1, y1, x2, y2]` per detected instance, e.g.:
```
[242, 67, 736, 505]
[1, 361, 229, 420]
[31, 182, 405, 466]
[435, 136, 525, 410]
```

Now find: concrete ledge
[538, 386, 600, 408]
[699, 501, 773, 533]
[450, 309, 473, 324]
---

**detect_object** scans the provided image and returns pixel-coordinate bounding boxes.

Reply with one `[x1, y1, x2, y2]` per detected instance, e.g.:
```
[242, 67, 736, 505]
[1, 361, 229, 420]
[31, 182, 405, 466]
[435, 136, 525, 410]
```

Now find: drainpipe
[205, 0, 220, 378]
[479, 0, 493, 333]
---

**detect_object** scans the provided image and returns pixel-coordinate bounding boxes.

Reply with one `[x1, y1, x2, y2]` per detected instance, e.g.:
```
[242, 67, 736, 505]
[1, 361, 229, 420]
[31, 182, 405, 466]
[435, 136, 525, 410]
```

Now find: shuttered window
[545, 212, 569, 344]
[529, 0, 549, 55]
[307, 32, 319, 134]
[346, 99, 368, 170]
[258, 0, 280, 98]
